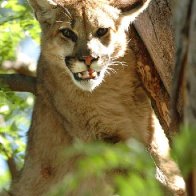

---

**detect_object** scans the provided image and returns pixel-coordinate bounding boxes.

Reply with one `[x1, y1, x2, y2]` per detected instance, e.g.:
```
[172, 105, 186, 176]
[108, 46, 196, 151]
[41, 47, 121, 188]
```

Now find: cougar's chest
[64, 101, 128, 143]
[59, 85, 137, 143]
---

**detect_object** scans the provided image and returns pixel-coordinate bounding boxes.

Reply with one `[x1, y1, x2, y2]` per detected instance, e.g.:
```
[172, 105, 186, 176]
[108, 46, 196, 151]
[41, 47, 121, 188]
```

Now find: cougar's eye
[96, 28, 109, 37]
[60, 28, 78, 42]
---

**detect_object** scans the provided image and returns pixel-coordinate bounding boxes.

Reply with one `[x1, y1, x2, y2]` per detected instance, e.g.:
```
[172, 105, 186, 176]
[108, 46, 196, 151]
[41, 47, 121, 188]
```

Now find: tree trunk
[173, 1, 196, 196]
[133, 0, 181, 137]
[131, 0, 196, 195]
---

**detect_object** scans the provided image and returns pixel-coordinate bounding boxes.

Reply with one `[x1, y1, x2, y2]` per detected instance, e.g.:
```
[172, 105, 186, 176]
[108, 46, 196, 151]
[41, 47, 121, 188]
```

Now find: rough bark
[131, 0, 196, 195]
[172, 0, 196, 196]
[128, 26, 171, 135]
[133, 0, 181, 136]
[134, 0, 175, 95]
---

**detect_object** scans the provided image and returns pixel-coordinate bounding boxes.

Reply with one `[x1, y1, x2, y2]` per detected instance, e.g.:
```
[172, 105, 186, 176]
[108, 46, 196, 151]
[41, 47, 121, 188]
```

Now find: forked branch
[6, 156, 19, 180]
[0, 136, 19, 181]
[0, 74, 36, 95]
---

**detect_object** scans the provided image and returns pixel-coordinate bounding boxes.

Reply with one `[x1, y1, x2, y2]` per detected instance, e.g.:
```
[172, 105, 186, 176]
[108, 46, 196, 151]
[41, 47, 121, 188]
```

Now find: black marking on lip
[65, 56, 73, 68]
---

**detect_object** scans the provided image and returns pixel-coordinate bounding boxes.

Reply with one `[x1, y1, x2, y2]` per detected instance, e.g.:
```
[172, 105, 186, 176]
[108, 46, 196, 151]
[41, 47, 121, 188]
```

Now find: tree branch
[0, 134, 19, 181]
[6, 156, 19, 181]
[2, 60, 36, 76]
[0, 74, 36, 95]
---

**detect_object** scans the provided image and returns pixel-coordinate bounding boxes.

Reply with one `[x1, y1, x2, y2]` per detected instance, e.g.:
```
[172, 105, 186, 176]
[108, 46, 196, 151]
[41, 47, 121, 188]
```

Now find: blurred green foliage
[0, 0, 37, 189]
[0, 0, 196, 195]
[48, 132, 196, 196]
[172, 125, 196, 177]
[0, 0, 40, 64]
[0, 88, 34, 189]
[0, 89, 33, 160]
[49, 140, 163, 196]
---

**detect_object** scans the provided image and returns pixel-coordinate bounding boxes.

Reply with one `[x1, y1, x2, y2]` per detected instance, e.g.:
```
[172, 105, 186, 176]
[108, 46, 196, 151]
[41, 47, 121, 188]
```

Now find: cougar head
[29, 0, 150, 91]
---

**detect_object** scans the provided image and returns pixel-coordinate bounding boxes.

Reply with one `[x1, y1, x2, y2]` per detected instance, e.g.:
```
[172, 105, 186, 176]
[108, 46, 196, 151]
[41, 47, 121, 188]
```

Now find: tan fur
[10, 0, 186, 195]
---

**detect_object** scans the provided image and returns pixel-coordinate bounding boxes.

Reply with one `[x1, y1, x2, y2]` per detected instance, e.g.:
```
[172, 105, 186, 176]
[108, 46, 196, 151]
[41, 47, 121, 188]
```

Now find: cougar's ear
[110, 0, 151, 29]
[28, 0, 58, 24]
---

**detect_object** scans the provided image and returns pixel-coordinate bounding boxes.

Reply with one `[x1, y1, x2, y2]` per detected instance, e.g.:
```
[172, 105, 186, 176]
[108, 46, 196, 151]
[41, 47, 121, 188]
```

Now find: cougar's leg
[148, 114, 186, 195]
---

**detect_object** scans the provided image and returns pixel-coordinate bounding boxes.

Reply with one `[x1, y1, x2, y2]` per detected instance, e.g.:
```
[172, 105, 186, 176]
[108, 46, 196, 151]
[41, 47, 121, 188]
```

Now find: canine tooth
[83, 71, 89, 77]
[92, 72, 97, 77]
[78, 73, 82, 78]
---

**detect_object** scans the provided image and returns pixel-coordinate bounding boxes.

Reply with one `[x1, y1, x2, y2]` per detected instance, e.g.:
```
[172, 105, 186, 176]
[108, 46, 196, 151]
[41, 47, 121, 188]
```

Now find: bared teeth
[91, 72, 97, 78]
[77, 70, 97, 79]
[78, 73, 82, 78]
[83, 71, 89, 78]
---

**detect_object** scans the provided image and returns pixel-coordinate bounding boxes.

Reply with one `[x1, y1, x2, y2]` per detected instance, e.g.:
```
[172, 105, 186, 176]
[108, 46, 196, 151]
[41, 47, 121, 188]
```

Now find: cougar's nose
[78, 56, 97, 65]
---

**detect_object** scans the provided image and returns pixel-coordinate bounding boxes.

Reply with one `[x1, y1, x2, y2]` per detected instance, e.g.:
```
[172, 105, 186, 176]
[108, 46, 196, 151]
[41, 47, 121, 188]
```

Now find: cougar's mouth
[73, 69, 101, 81]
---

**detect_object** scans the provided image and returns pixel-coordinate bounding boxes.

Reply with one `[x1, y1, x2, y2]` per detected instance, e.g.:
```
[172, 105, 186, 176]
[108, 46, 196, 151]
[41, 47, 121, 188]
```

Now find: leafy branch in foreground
[49, 140, 163, 196]
[48, 128, 196, 196]
[171, 126, 196, 177]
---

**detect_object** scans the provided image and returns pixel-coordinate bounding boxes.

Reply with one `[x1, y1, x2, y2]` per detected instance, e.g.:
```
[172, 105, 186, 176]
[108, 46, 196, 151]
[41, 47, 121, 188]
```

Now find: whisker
[63, 11, 72, 20]
[57, 2, 72, 20]
[107, 59, 128, 68]
[107, 67, 117, 74]
[127, 39, 132, 44]
[63, 7, 72, 19]
[56, 20, 64, 23]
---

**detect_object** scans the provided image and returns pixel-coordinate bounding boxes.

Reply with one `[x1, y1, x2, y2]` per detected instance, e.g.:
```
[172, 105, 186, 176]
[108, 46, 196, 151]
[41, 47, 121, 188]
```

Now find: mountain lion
[9, 0, 186, 195]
